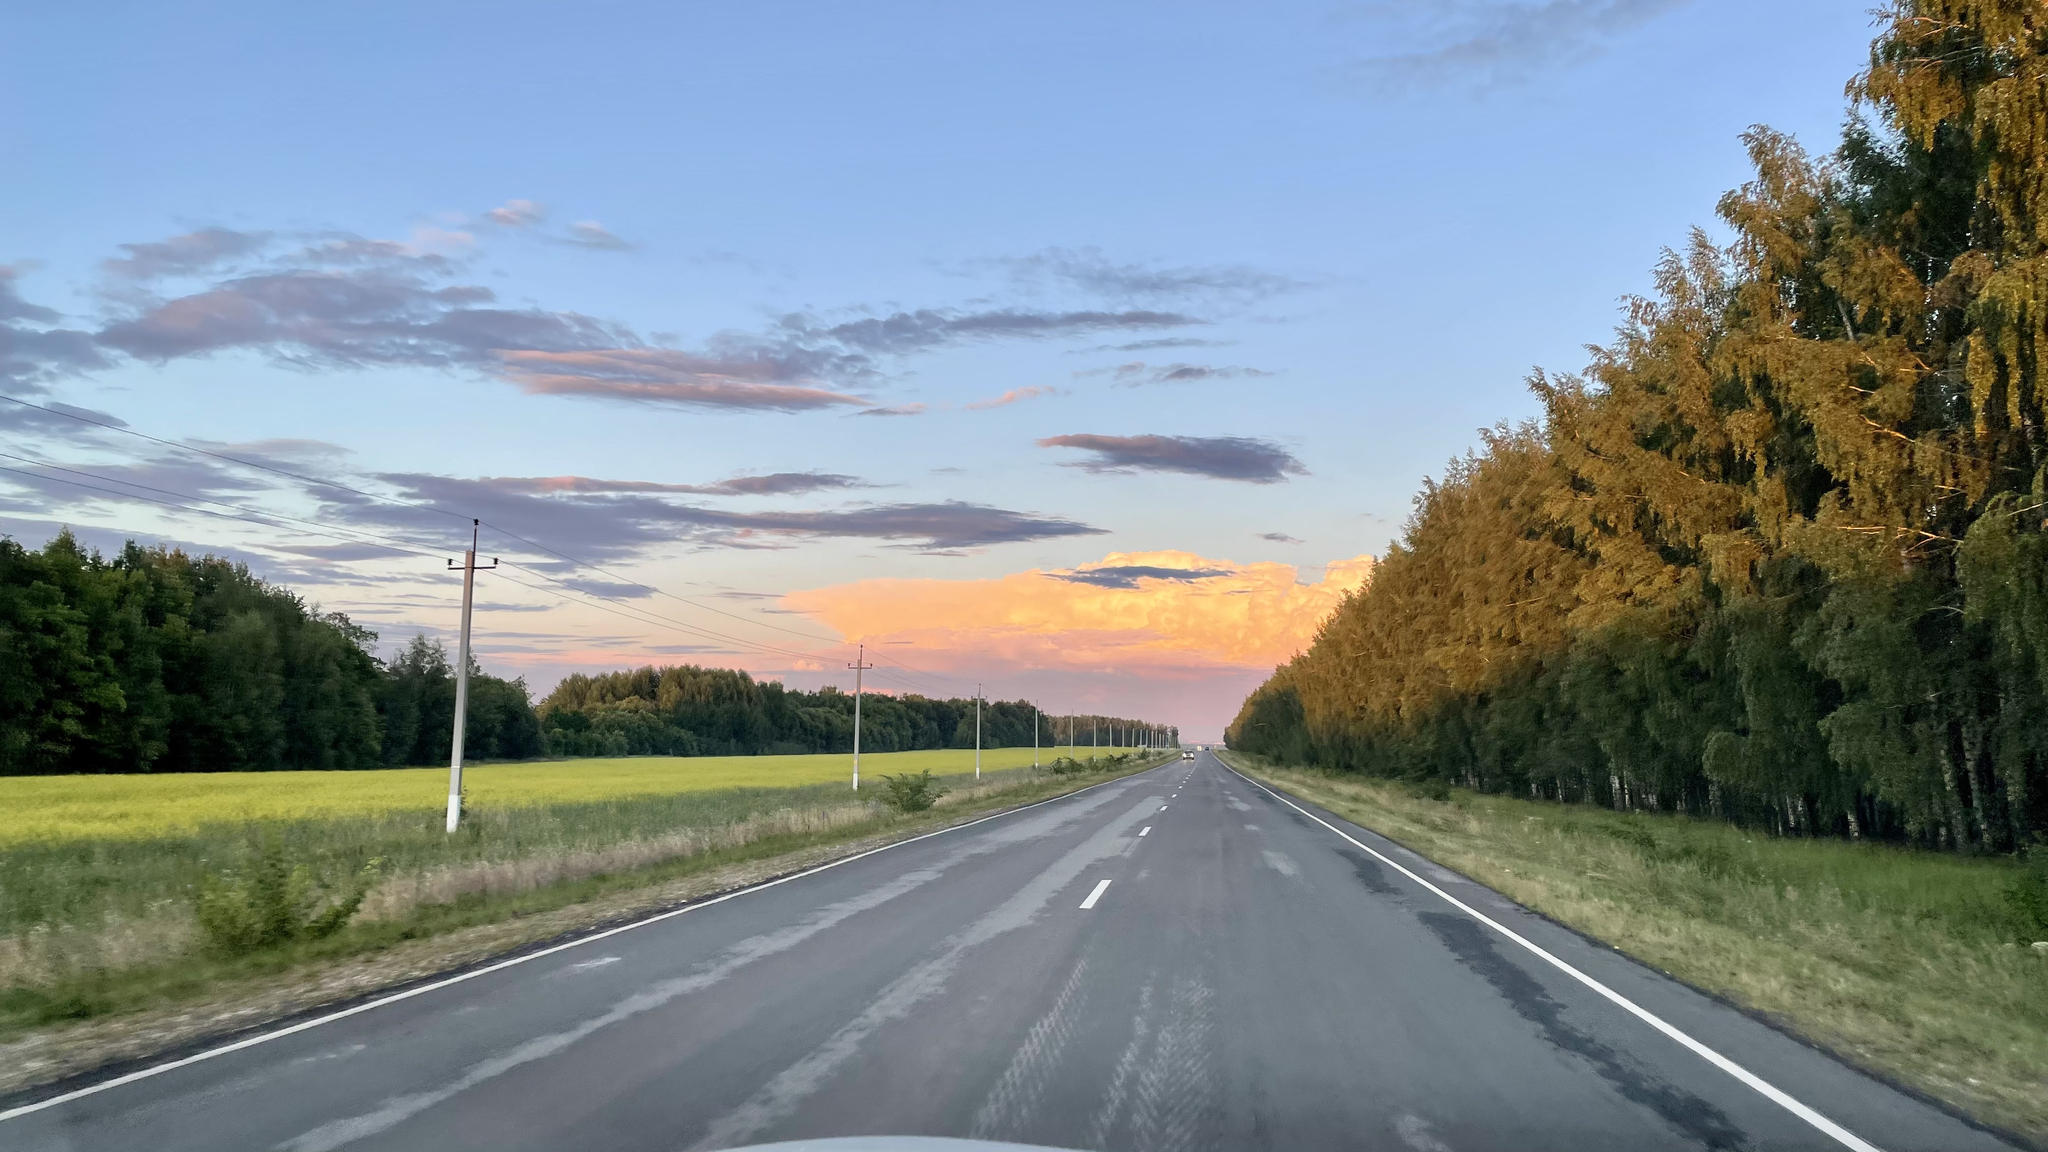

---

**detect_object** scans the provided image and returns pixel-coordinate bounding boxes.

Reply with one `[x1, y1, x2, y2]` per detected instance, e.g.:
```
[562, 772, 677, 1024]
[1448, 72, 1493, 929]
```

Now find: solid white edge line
[1226, 765, 1882, 1152]
[1079, 878, 1113, 909]
[0, 762, 1174, 1125]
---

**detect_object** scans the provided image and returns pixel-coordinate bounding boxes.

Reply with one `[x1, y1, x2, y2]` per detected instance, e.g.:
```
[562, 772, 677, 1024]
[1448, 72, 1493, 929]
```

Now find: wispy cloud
[483, 471, 869, 497]
[566, 221, 633, 250]
[856, 403, 927, 418]
[495, 349, 864, 410]
[1343, 0, 1693, 91]
[1082, 361, 1273, 386]
[101, 227, 271, 280]
[0, 267, 112, 388]
[981, 247, 1310, 308]
[484, 199, 546, 228]
[1258, 531, 1305, 544]
[319, 472, 1104, 555]
[1082, 337, 1233, 354]
[29, 224, 1219, 412]
[1038, 433, 1307, 484]
[1048, 563, 1235, 590]
[965, 386, 1062, 411]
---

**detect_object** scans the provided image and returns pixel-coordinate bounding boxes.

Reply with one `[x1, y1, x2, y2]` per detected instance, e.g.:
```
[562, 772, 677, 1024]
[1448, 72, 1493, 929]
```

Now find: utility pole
[1091, 716, 1098, 762]
[848, 644, 872, 790]
[445, 520, 497, 834]
[1033, 700, 1039, 768]
[974, 682, 982, 780]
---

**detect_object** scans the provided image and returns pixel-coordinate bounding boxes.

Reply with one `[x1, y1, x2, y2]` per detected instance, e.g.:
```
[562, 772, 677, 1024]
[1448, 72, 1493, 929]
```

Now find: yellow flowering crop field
[0, 746, 1090, 847]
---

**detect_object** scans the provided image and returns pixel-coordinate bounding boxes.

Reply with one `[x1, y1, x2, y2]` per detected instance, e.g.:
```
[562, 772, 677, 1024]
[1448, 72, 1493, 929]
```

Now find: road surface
[0, 752, 2017, 1152]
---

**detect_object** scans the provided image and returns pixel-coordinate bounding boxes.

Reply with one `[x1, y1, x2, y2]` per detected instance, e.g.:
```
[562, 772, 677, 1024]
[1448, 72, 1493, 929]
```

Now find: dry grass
[1227, 755, 2048, 1140]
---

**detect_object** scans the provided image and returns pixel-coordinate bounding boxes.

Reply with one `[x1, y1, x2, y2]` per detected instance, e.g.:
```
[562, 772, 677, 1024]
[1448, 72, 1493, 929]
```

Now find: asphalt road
[0, 752, 2018, 1152]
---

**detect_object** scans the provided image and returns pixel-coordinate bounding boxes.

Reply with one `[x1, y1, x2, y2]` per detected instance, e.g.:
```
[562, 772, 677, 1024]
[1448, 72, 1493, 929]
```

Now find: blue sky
[2, 0, 1878, 738]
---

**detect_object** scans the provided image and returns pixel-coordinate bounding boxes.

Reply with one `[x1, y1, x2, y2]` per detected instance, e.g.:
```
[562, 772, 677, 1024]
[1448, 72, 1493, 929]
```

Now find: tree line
[538, 663, 1173, 758]
[0, 532, 539, 773]
[1230, 1, 2048, 853]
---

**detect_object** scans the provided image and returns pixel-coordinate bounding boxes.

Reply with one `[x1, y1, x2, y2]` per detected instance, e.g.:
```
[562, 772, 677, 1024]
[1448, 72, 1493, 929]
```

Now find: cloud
[1038, 433, 1307, 483]
[811, 307, 1199, 358]
[708, 472, 867, 496]
[1258, 532, 1305, 544]
[965, 386, 1062, 411]
[482, 471, 867, 497]
[101, 227, 270, 280]
[856, 403, 926, 418]
[566, 221, 633, 250]
[1344, 0, 1692, 91]
[74, 225, 1221, 413]
[485, 199, 546, 228]
[784, 549, 1376, 673]
[95, 267, 623, 367]
[0, 267, 112, 389]
[322, 472, 1103, 556]
[1084, 338, 1233, 353]
[1048, 563, 1235, 590]
[496, 349, 864, 411]
[1084, 361, 1273, 386]
[985, 247, 1309, 307]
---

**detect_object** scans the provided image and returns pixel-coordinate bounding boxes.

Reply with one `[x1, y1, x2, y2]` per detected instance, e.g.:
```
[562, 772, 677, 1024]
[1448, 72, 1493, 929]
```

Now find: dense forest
[1231, 1, 2048, 853]
[0, 531, 1171, 772]
[0, 532, 539, 773]
[538, 664, 1172, 759]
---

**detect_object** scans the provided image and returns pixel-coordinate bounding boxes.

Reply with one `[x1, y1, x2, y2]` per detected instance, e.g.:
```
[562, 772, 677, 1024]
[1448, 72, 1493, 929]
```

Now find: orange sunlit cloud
[782, 550, 1374, 678]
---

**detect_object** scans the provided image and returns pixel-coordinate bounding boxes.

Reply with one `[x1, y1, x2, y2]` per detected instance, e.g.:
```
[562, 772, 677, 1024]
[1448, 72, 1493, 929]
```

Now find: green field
[0, 747, 1089, 847]
[0, 745, 1166, 1041]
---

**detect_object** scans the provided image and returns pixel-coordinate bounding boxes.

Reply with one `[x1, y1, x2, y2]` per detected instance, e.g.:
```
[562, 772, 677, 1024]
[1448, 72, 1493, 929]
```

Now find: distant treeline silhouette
[1232, 2, 2048, 852]
[539, 664, 1171, 759]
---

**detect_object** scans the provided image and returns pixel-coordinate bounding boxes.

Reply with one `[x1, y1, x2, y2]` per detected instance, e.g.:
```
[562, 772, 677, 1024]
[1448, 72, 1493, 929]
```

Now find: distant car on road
[1182, 750, 1195, 760]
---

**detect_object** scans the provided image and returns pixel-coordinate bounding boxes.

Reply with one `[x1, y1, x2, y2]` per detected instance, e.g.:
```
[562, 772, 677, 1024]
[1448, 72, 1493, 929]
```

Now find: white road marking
[1227, 768, 1882, 1152]
[1158, 804, 1168, 811]
[1079, 879, 1113, 909]
[1139, 826, 1151, 837]
[0, 767, 1163, 1126]
[570, 956, 620, 971]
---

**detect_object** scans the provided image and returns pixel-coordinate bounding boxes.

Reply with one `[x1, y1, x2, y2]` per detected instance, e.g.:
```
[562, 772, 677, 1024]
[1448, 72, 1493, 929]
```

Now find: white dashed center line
[1139, 826, 1151, 837]
[1079, 879, 1112, 909]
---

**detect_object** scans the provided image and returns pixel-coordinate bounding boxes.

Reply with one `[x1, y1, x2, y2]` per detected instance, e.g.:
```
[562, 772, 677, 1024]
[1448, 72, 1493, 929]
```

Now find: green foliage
[877, 769, 946, 813]
[193, 834, 380, 956]
[1230, 1, 2048, 854]
[2006, 858, 2048, 942]
[537, 664, 1165, 759]
[0, 533, 541, 774]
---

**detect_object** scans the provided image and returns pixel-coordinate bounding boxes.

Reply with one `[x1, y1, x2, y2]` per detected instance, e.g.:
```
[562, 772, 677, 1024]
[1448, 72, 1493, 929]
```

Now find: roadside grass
[0, 750, 1162, 1048]
[1223, 754, 2048, 1140]
[0, 746, 1089, 846]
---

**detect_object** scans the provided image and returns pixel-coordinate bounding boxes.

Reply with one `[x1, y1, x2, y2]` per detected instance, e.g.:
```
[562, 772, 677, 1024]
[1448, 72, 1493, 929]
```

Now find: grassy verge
[1222, 753, 2048, 1140]
[0, 751, 1171, 1094]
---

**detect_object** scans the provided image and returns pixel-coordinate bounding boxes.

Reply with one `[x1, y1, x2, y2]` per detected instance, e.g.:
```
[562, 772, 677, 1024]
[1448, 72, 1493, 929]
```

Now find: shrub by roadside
[1223, 753, 2048, 1140]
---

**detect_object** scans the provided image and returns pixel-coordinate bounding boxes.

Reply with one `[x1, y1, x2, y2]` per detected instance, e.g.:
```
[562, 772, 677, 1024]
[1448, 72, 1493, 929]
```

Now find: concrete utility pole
[1092, 716, 1098, 761]
[1033, 700, 1039, 768]
[848, 644, 872, 790]
[445, 520, 497, 834]
[974, 683, 982, 780]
